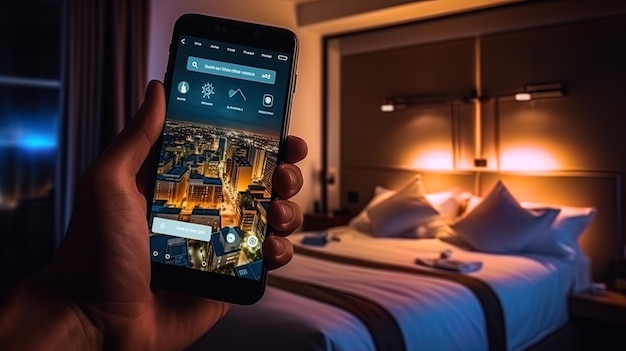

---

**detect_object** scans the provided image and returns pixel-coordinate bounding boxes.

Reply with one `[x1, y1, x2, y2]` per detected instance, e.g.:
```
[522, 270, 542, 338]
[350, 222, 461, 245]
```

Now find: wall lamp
[380, 83, 565, 112]
[511, 82, 566, 102]
[380, 94, 470, 112]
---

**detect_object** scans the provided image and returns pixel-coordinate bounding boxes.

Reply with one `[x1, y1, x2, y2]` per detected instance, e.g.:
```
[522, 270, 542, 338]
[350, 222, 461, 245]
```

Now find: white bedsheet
[189, 227, 590, 351]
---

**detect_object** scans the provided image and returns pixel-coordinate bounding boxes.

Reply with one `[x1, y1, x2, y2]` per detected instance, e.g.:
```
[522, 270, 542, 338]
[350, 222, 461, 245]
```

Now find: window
[0, 0, 63, 289]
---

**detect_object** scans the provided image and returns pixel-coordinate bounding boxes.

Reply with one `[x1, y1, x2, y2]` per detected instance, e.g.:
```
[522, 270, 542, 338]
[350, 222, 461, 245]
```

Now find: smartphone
[147, 13, 298, 304]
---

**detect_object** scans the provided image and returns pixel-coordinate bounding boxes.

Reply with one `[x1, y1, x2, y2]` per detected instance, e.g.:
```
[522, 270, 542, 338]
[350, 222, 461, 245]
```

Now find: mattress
[189, 227, 590, 351]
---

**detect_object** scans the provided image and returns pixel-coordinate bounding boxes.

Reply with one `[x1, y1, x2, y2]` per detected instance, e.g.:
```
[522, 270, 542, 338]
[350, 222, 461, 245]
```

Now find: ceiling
[284, 0, 527, 35]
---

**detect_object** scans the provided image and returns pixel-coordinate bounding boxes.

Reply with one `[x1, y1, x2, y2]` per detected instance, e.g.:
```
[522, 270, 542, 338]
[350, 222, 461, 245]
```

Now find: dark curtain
[57, 0, 150, 245]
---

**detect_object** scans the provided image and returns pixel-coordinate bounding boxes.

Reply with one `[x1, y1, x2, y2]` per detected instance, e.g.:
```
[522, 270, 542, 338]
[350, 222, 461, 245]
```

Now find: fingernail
[271, 238, 286, 255]
[286, 166, 299, 191]
[280, 204, 295, 223]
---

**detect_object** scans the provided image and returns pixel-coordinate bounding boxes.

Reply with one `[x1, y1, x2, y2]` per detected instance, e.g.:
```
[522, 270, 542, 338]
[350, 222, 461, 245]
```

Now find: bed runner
[286, 244, 507, 351]
[268, 274, 406, 351]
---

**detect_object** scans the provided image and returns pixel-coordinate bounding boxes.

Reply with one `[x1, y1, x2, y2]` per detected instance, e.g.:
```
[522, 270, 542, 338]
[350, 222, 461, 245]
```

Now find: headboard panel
[341, 168, 622, 283]
[478, 171, 622, 283]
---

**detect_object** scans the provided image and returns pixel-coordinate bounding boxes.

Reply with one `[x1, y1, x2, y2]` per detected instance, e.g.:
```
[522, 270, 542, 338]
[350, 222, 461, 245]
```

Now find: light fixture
[514, 93, 532, 101]
[380, 104, 396, 112]
[380, 97, 408, 112]
[380, 94, 466, 113]
[513, 82, 565, 101]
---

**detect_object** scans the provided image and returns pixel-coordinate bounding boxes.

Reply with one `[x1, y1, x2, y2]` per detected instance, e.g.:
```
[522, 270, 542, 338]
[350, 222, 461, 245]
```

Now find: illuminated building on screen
[165, 144, 186, 165]
[204, 154, 220, 178]
[232, 157, 253, 193]
[210, 226, 242, 271]
[154, 166, 189, 206]
[187, 174, 223, 209]
[247, 184, 268, 198]
[189, 208, 221, 231]
[157, 155, 173, 174]
[252, 148, 266, 181]
[183, 155, 206, 176]
[254, 201, 270, 241]
[151, 206, 182, 222]
[238, 205, 257, 233]
[262, 153, 277, 193]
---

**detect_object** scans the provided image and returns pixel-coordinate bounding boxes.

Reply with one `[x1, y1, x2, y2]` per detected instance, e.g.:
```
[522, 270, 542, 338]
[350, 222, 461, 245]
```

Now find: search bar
[187, 56, 276, 85]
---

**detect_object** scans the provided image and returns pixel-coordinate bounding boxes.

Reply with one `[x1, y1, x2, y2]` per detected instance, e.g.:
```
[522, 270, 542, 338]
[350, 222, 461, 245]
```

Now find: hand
[0, 80, 307, 351]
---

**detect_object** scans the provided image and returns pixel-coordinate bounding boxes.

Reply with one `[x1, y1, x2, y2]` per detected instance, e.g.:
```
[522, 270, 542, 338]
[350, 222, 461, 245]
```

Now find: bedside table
[302, 213, 350, 232]
[569, 290, 626, 327]
[568, 290, 626, 350]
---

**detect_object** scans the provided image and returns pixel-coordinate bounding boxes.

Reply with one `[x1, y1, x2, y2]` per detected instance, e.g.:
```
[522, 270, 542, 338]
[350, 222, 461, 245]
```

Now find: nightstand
[302, 213, 350, 232]
[568, 290, 626, 350]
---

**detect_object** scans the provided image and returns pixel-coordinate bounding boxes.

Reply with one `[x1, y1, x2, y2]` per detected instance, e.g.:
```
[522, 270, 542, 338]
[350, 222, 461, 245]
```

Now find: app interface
[149, 35, 294, 281]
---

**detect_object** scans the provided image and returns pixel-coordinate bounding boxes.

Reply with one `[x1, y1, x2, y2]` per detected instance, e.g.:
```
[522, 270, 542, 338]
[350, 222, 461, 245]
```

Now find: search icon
[191, 61, 198, 69]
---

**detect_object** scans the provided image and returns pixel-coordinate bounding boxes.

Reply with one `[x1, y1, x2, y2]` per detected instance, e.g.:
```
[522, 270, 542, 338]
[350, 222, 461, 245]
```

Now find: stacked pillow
[348, 174, 470, 238]
[521, 201, 596, 260]
[442, 181, 596, 260]
[448, 181, 560, 254]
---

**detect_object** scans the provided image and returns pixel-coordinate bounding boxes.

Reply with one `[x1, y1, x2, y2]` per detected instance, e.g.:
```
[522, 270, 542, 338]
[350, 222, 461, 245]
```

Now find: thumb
[99, 80, 166, 176]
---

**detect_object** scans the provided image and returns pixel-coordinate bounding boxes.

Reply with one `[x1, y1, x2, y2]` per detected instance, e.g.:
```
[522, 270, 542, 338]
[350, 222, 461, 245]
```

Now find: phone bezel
[149, 13, 299, 305]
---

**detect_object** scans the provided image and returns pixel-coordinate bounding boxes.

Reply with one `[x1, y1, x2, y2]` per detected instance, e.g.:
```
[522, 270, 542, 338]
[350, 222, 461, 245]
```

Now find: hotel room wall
[337, 6, 626, 256]
[481, 15, 626, 173]
[340, 38, 475, 173]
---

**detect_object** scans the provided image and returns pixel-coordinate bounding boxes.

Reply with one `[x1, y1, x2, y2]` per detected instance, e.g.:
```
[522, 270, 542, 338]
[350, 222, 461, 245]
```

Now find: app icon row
[177, 80, 273, 107]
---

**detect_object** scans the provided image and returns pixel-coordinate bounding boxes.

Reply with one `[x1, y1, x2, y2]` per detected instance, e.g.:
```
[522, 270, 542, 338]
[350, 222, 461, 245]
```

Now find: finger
[273, 163, 303, 200]
[285, 135, 307, 164]
[136, 141, 162, 197]
[263, 236, 294, 270]
[99, 80, 166, 176]
[267, 200, 302, 235]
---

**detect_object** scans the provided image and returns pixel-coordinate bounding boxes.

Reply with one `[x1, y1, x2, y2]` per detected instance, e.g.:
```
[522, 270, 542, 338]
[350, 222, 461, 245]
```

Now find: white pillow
[426, 191, 467, 218]
[348, 178, 470, 237]
[367, 176, 439, 237]
[348, 186, 399, 232]
[450, 181, 560, 253]
[521, 202, 597, 260]
[462, 195, 483, 215]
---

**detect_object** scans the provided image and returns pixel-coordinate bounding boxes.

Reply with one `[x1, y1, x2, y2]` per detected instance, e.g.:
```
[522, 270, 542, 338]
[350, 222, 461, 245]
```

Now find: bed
[188, 170, 622, 351]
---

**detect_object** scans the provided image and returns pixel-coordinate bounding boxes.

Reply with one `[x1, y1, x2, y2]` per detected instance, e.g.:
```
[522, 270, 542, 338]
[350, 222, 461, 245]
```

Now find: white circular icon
[201, 261, 207, 267]
[165, 253, 171, 260]
[178, 81, 189, 94]
[247, 236, 259, 248]
[152, 250, 159, 257]
[226, 233, 236, 243]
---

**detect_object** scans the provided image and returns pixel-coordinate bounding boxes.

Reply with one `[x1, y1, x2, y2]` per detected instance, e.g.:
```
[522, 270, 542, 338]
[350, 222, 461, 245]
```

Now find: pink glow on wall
[409, 148, 454, 170]
[500, 146, 561, 171]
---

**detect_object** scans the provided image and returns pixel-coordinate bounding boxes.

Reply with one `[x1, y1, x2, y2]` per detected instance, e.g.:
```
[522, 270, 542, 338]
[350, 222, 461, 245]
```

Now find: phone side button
[292, 74, 297, 94]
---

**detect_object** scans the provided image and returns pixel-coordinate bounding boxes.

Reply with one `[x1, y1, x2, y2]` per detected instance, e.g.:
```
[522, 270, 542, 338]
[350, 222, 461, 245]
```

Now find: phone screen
[148, 30, 296, 284]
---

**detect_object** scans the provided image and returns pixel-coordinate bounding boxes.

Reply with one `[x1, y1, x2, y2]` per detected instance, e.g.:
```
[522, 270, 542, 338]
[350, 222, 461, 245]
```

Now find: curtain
[57, 0, 150, 246]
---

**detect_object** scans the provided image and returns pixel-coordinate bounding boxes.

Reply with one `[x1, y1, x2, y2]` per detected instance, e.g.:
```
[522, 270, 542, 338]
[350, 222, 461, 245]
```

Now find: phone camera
[214, 25, 228, 33]
[253, 31, 261, 39]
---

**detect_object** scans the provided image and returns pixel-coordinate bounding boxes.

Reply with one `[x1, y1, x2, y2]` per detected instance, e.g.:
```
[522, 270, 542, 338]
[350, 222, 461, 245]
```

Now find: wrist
[0, 272, 103, 351]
